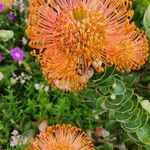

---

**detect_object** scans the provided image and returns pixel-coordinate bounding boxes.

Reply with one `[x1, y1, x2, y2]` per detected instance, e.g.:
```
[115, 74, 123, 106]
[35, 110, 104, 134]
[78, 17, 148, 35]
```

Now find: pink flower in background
[10, 47, 25, 61]
[7, 12, 16, 22]
[0, 3, 4, 13]
[0, 55, 4, 62]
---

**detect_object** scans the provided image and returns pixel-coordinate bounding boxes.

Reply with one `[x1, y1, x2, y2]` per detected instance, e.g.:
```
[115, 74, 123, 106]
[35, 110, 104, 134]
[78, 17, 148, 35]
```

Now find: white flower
[22, 37, 27, 45]
[103, 130, 110, 138]
[0, 72, 4, 80]
[21, 72, 25, 77]
[94, 115, 99, 120]
[10, 135, 19, 147]
[38, 119, 48, 131]
[12, 130, 19, 136]
[18, 61, 22, 65]
[34, 83, 40, 90]
[44, 86, 49, 92]
[22, 137, 29, 144]
[12, 72, 17, 77]
[20, 79, 25, 84]
[10, 140, 17, 147]
[10, 77, 17, 84]
[83, 67, 94, 79]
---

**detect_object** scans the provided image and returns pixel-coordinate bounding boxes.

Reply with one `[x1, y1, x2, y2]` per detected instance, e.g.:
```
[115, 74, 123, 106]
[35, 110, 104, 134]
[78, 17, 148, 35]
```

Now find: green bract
[0, 30, 14, 42]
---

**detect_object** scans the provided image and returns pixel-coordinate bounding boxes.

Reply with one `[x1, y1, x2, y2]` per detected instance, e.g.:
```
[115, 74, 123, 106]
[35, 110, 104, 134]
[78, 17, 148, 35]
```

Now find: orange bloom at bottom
[27, 124, 94, 150]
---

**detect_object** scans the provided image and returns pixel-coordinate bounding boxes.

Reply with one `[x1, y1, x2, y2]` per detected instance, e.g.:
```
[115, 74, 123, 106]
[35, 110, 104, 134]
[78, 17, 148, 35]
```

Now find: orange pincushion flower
[38, 48, 89, 91]
[27, 124, 94, 150]
[106, 23, 149, 72]
[26, 0, 148, 91]
[26, 0, 133, 91]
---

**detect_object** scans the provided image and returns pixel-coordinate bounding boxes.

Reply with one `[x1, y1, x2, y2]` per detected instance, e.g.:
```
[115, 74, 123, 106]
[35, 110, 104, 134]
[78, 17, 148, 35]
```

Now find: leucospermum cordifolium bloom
[26, 0, 149, 91]
[27, 124, 94, 150]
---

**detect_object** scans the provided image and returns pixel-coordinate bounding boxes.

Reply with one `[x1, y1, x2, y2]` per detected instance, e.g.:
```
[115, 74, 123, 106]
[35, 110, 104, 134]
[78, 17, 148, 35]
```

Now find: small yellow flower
[27, 124, 94, 150]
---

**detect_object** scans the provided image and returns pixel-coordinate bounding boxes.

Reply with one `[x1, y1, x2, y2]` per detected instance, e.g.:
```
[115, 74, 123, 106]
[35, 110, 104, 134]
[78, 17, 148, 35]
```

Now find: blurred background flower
[7, 12, 16, 22]
[0, 3, 4, 12]
[10, 47, 25, 61]
[0, 55, 4, 62]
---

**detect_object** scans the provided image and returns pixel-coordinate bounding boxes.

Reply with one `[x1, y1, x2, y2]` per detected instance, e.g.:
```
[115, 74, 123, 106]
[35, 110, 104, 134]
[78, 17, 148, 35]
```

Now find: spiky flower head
[27, 124, 94, 150]
[26, 0, 149, 91]
[106, 23, 149, 72]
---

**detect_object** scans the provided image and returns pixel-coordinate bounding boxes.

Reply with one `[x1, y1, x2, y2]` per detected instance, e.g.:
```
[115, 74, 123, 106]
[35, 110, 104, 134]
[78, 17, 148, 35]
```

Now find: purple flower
[10, 47, 25, 61]
[0, 3, 4, 13]
[7, 12, 16, 22]
[0, 55, 4, 62]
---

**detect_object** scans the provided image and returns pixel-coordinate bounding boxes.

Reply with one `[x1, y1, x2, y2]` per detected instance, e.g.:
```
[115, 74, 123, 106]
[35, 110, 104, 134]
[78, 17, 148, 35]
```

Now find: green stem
[0, 44, 9, 53]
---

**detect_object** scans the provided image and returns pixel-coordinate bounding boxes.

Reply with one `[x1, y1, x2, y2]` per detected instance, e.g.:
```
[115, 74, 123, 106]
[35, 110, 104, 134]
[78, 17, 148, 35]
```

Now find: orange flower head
[106, 23, 149, 72]
[27, 124, 94, 150]
[38, 48, 90, 91]
[0, 0, 13, 10]
[26, 0, 135, 91]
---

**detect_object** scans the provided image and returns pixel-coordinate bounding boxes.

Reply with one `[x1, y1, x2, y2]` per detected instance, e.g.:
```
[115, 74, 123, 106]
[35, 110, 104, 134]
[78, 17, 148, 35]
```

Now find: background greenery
[0, 0, 150, 149]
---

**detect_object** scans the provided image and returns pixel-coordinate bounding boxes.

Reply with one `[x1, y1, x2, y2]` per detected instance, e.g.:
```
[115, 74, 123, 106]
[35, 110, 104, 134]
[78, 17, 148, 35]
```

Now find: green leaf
[106, 94, 124, 105]
[128, 133, 147, 146]
[136, 124, 150, 145]
[145, 146, 150, 150]
[141, 100, 150, 114]
[117, 100, 133, 112]
[123, 74, 137, 87]
[98, 86, 110, 95]
[22, 129, 37, 138]
[113, 111, 133, 123]
[117, 95, 139, 113]
[143, 5, 150, 39]
[121, 117, 142, 132]
[104, 99, 121, 110]
[122, 89, 133, 105]
[0, 30, 14, 42]
[96, 143, 113, 150]
[99, 75, 115, 87]
[105, 120, 117, 130]
[127, 108, 142, 122]
[91, 66, 115, 85]
[111, 78, 126, 95]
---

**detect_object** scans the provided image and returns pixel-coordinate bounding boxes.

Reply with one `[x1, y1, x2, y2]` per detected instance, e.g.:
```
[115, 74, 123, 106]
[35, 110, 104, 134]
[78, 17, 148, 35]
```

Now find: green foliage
[86, 66, 150, 146]
[143, 5, 150, 39]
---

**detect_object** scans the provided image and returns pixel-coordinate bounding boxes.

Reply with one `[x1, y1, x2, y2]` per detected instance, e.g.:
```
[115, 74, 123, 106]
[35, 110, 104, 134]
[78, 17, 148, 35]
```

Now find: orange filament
[27, 124, 94, 150]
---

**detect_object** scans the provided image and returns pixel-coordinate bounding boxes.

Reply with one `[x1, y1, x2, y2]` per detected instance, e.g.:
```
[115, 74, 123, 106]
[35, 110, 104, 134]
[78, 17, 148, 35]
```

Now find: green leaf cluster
[88, 66, 150, 146]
